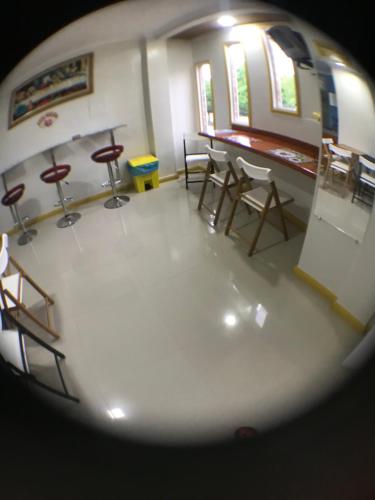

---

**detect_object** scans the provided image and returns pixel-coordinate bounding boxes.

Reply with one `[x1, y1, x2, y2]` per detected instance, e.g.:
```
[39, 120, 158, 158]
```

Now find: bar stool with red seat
[1, 184, 37, 246]
[91, 144, 130, 209]
[40, 164, 81, 228]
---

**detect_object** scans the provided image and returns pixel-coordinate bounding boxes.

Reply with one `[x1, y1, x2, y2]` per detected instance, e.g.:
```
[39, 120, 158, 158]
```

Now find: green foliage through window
[266, 35, 298, 113]
[237, 67, 249, 116]
[281, 76, 297, 110]
[204, 80, 213, 113]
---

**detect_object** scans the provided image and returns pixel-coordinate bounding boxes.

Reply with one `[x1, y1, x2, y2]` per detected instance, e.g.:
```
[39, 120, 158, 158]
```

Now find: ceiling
[0, 0, 373, 83]
[168, 12, 291, 39]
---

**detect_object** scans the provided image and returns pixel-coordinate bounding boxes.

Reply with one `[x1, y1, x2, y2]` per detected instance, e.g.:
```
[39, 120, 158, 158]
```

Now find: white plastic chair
[198, 146, 240, 226]
[225, 157, 293, 256]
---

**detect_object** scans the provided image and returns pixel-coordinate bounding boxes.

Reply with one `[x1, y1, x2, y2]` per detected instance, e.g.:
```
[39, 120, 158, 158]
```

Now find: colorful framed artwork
[8, 53, 94, 128]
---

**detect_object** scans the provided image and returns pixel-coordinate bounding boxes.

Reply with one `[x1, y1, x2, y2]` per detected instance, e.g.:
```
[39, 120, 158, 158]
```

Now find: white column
[145, 39, 177, 177]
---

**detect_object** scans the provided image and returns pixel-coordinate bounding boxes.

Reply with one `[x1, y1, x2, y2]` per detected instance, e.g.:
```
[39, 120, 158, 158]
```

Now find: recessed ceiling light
[224, 313, 237, 327]
[107, 408, 125, 419]
[218, 15, 236, 28]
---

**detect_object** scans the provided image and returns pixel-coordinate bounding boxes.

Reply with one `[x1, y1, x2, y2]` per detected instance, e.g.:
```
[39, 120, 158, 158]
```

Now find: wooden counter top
[199, 127, 319, 180]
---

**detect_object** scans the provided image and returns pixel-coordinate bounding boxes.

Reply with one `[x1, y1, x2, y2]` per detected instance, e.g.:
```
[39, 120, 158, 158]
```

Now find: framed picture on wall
[8, 53, 94, 129]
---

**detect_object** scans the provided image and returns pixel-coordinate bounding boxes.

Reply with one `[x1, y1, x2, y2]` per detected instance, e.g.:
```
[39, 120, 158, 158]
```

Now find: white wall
[192, 31, 230, 130]
[333, 68, 375, 155]
[1, 0, 270, 231]
[297, 26, 375, 325]
[191, 24, 322, 146]
[167, 40, 197, 171]
[190, 23, 322, 222]
[0, 41, 149, 172]
[145, 39, 176, 176]
[0, 41, 149, 233]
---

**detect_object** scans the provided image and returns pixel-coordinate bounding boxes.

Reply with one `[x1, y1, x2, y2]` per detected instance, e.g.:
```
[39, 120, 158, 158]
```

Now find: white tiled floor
[6, 179, 360, 445]
[315, 172, 371, 242]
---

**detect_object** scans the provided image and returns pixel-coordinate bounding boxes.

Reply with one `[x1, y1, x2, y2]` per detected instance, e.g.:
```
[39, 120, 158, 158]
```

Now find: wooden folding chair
[0, 233, 59, 339]
[323, 144, 353, 187]
[198, 146, 240, 226]
[225, 157, 293, 256]
[352, 155, 375, 207]
[321, 138, 336, 174]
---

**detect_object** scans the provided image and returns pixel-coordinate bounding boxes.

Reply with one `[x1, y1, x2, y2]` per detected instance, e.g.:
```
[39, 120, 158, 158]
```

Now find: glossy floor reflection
[8, 180, 359, 445]
[315, 172, 371, 242]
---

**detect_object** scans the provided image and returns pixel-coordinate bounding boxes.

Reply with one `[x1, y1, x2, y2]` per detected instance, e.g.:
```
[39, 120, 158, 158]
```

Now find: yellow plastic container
[128, 155, 160, 193]
[132, 170, 160, 193]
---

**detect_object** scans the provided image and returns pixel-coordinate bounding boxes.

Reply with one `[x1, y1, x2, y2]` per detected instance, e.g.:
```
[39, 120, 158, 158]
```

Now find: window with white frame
[196, 62, 215, 131]
[225, 42, 250, 126]
[264, 34, 299, 114]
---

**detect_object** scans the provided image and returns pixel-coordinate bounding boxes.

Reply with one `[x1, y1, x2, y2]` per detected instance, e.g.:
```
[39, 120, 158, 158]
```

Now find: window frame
[224, 41, 252, 128]
[263, 32, 301, 117]
[195, 60, 216, 131]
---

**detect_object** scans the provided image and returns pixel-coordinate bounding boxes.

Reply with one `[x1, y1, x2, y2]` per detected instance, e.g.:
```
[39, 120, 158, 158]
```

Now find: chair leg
[184, 161, 188, 190]
[278, 207, 289, 241]
[273, 185, 289, 241]
[346, 170, 351, 186]
[225, 180, 245, 235]
[225, 197, 239, 236]
[248, 209, 268, 257]
[213, 186, 226, 226]
[198, 166, 211, 211]
[248, 195, 273, 257]
[183, 140, 188, 190]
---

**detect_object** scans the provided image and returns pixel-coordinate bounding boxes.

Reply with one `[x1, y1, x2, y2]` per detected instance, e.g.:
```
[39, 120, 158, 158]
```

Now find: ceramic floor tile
[3, 180, 360, 445]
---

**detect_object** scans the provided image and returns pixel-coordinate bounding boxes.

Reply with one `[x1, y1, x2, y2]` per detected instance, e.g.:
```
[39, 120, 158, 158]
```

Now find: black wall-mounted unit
[266, 25, 313, 69]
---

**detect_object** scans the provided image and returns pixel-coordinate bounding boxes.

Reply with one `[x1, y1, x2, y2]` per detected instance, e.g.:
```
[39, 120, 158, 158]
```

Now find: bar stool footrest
[54, 196, 73, 207]
[101, 179, 122, 188]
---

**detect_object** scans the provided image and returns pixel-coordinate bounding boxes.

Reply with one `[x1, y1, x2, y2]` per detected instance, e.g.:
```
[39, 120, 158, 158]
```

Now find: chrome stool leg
[56, 181, 81, 228]
[13, 203, 37, 246]
[104, 161, 130, 209]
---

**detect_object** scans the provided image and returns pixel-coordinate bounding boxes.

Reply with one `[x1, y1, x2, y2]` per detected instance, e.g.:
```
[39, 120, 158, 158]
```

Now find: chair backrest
[328, 144, 352, 159]
[236, 157, 272, 183]
[205, 145, 233, 174]
[205, 145, 229, 163]
[359, 156, 375, 173]
[0, 329, 29, 373]
[322, 138, 334, 157]
[183, 132, 204, 142]
[183, 133, 210, 155]
[0, 233, 9, 277]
